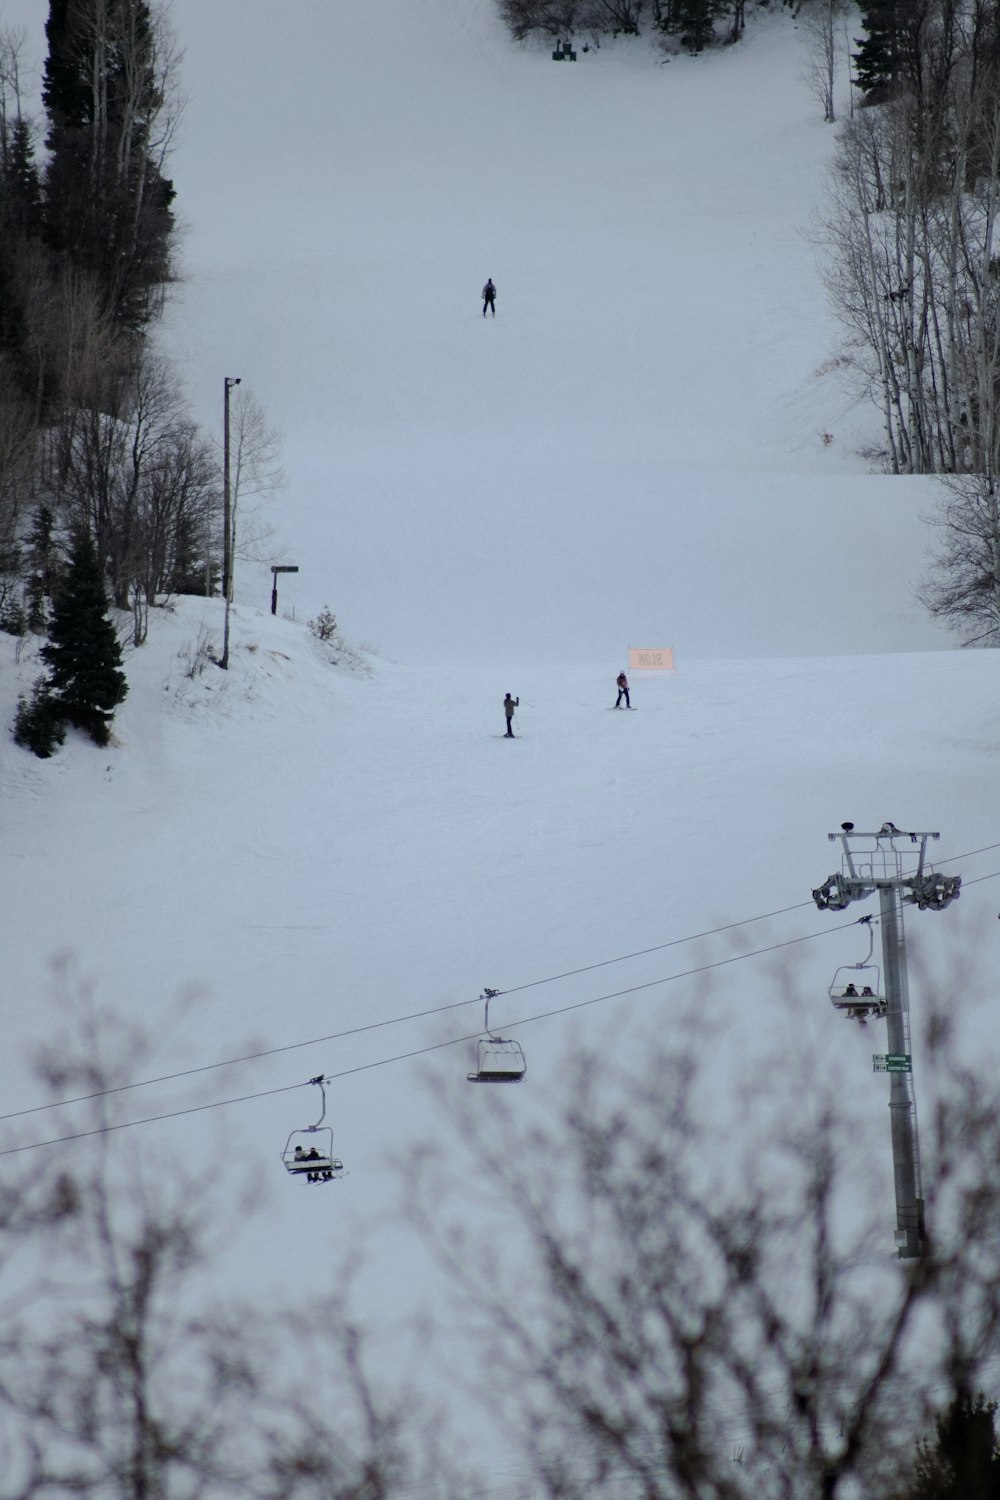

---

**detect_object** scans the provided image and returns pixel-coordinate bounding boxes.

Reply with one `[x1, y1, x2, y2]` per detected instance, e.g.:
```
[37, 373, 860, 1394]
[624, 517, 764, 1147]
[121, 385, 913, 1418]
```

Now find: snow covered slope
[2, 0, 999, 1472]
[148, 0, 944, 658]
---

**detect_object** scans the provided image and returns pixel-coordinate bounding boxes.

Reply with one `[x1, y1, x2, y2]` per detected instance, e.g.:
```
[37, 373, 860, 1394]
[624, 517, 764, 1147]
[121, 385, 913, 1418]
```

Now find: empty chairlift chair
[467, 988, 526, 1084]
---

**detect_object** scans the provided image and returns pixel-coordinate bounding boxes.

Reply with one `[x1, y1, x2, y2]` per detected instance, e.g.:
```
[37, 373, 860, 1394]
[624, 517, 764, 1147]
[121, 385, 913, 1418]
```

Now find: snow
[2, 0, 1000, 1475]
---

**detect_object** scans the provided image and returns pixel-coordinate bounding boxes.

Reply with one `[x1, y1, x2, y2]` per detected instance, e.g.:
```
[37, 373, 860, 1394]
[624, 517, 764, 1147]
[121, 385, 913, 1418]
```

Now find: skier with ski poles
[615, 671, 630, 708]
[503, 692, 519, 737]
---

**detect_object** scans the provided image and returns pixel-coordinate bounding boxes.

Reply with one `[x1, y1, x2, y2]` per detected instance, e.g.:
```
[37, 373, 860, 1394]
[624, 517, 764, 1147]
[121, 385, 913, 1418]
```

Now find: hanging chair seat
[282, 1125, 344, 1181]
[467, 1037, 526, 1083]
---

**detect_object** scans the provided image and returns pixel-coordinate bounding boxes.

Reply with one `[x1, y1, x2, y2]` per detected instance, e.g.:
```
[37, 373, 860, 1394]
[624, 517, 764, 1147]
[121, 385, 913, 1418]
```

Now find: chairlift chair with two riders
[282, 1075, 345, 1183]
[467, 988, 526, 1083]
[829, 917, 886, 1024]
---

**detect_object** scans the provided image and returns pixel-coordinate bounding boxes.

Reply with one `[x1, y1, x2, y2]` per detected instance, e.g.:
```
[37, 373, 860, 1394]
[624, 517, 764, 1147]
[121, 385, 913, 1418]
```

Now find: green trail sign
[873, 1054, 912, 1073]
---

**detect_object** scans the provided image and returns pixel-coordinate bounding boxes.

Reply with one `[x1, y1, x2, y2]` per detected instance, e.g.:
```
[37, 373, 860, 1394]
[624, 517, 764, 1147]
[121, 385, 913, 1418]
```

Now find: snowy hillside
[3, 0, 1000, 1479]
[135, 0, 944, 660]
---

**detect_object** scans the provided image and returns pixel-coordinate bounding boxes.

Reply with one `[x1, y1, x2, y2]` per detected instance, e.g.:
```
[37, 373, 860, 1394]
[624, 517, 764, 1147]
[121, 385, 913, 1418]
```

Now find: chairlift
[467, 988, 526, 1083]
[282, 1076, 345, 1183]
[828, 918, 886, 1023]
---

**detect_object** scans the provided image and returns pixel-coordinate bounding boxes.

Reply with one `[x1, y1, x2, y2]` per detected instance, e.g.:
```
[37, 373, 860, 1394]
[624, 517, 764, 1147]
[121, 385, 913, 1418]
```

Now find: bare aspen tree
[0, 24, 31, 165]
[918, 472, 1000, 643]
[800, 0, 849, 124]
[224, 386, 285, 575]
[215, 386, 283, 670]
[822, 0, 1000, 479]
[40, 347, 223, 637]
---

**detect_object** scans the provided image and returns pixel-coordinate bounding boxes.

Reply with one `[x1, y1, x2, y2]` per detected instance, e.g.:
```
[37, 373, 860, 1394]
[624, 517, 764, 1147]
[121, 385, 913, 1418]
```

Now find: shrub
[309, 606, 338, 643]
[14, 680, 67, 758]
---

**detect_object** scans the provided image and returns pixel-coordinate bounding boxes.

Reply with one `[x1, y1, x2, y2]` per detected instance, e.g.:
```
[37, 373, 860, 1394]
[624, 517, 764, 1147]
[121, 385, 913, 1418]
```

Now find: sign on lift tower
[812, 822, 960, 1260]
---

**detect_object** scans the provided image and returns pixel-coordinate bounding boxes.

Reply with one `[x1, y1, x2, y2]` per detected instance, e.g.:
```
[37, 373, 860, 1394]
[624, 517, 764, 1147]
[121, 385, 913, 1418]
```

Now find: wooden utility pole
[220, 375, 240, 669]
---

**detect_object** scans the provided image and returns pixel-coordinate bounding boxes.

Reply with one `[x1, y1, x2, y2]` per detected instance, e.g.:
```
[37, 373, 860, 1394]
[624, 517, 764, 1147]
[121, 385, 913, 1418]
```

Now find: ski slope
[158, 0, 943, 662]
[2, 0, 999, 1477]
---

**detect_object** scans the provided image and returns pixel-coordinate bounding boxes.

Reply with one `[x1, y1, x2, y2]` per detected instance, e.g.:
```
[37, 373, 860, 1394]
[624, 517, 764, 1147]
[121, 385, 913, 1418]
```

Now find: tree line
[497, 0, 749, 53]
[499, 0, 1000, 645]
[0, 1, 276, 753]
[814, 0, 1000, 643]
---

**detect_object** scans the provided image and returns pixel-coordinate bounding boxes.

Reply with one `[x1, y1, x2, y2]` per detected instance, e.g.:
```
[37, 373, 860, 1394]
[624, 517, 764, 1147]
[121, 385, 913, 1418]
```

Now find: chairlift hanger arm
[307, 1074, 328, 1129]
[480, 986, 502, 1035]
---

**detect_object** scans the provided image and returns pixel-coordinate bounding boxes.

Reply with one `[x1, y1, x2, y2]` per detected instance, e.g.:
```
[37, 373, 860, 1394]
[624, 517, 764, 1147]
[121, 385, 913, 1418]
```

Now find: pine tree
[24, 504, 57, 633]
[41, 0, 176, 330]
[2, 116, 43, 238]
[853, 0, 919, 100]
[41, 530, 127, 747]
[13, 678, 66, 758]
[905, 1393, 1000, 1500]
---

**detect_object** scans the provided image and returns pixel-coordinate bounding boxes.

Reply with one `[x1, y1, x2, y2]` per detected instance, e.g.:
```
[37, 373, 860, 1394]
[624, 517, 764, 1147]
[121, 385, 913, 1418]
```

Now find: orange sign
[628, 647, 676, 671]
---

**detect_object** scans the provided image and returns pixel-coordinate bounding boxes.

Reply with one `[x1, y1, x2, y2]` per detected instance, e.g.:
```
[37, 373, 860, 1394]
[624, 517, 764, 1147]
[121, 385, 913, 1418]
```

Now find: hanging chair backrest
[469, 1036, 526, 1081]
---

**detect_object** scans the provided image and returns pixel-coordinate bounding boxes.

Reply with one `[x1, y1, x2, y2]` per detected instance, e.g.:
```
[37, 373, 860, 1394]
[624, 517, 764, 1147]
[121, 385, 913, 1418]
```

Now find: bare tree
[917, 472, 1000, 643]
[41, 346, 219, 637]
[219, 383, 284, 668]
[820, 0, 1000, 477]
[0, 987, 461, 1500]
[497, 0, 583, 40]
[800, 0, 849, 124]
[411, 1002, 1000, 1500]
[0, 24, 33, 167]
[225, 386, 284, 573]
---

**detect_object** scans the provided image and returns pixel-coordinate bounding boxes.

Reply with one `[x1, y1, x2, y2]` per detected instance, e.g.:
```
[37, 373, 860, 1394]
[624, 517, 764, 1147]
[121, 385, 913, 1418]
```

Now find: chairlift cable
[2, 856, 996, 1132]
[0, 898, 831, 1123]
[0, 916, 862, 1160]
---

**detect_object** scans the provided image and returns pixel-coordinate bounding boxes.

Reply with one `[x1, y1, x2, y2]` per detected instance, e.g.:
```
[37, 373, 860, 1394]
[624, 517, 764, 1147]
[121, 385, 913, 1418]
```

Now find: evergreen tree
[0, 223, 27, 370]
[41, 529, 127, 746]
[13, 677, 66, 758]
[672, 0, 726, 52]
[41, 0, 176, 330]
[905, 1392, 1000, 1500]
[24, 504, 57, 633]
[853, 0, 920, 100]
[1, 115, 43, 238]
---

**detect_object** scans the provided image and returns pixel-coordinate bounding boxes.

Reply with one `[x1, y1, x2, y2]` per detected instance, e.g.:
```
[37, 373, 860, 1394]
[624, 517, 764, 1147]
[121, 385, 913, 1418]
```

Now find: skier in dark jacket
[615, 672, 630, 708]
[482, 278, 496, 317]
[503, 692, 519, 736]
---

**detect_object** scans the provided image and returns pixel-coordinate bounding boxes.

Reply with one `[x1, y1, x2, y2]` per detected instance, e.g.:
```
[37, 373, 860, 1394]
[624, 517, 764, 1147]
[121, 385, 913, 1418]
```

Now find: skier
[482, 278, 496, 317]
[503, 692, 519, 736]
[615, 671, 630, 709]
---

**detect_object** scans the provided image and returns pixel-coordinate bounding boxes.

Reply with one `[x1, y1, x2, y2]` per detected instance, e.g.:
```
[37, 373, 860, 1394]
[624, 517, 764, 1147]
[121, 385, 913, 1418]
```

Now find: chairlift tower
[812, 823, 961, 1259]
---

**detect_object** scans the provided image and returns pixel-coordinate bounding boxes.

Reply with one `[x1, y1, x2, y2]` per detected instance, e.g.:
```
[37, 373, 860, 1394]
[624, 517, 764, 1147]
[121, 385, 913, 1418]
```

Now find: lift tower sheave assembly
[812, 824, 961, 1260]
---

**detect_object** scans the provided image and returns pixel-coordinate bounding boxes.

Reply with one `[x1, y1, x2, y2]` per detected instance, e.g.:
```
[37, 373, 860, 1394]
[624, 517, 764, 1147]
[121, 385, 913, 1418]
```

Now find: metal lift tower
[812, 823, 961, 1259]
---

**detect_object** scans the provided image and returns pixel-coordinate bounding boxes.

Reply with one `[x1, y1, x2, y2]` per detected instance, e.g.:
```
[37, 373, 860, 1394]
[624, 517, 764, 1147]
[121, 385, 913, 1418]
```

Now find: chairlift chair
[829, 965, 886, 1023]
[828, 922, 886, 1022]
[282, 1127, 344, 1182]
[282, 1077, 345, 1182]
[467, 989, 526, 1084]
